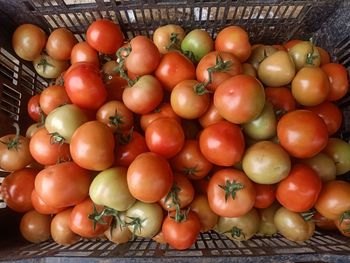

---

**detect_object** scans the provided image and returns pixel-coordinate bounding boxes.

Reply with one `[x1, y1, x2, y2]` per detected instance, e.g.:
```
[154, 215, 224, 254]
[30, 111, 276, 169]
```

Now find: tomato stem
[300, 208, 316, 221]
[183, 50, 196, 64]
[116, 127, 134, 145]
[223, 226, 245, 240]
[218, 179, 244, 202]
[166, 32, 181, 51]
[164, 182, 181, 209]
[193, 82, 211, 96]
[115, 46, 136, 87]
[182, 166, 199, 176]
[305, 39, 318, 66]
[109, 110, 124, 130]
[50, 132, 65, 145]
[206, 55, 232, 84]
[0, 123, 21, 150]
[88, 206, 122, 231]
[37, 58, 54, 73]
[126, 216, 146, 240]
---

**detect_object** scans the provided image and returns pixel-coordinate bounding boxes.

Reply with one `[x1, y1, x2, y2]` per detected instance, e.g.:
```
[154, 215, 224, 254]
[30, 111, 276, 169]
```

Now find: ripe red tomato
[31, 190, 64, 215]
[51, 208, 81, 245]
[214, 75, 265, 124]
[20, 210, 51, 243]
[1, 168, 38, 212]
[70, 121, 115, 171]
[35, 162, 91, 208]
[46, 28, 77, 61]
[253, 183, 276, 209]
[322, 63, 349, 101]
[265, 87, 296, 112]
[39, 85, 71, 115]
[154, 51, 196, 91]
[105, 75, 127, 101]
[162, 210, 200, 250]
[27, 94, 42, 122]
[318, 47, 331, 66]
[145, 117, 185, 159]
[64, 63, 107, 110]
[277, 110, 329, 158]
[207, 168, 256, 217]
[127, 152, 173, 203]
[199, 120, 245, 166]
[198, 99, 224, 128]
[276, 164, 322, 212]
[86, 19, 124, 54]
[71, 41, 99, 66]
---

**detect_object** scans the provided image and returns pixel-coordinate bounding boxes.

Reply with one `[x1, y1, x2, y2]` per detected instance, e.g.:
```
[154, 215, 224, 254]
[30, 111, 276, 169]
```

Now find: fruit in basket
[104, 212, 132, 244]
[265, 87, 296, 112]
[153, 24, 185, 54]
[181, 29, 214, 62]
[71, 41, 99, 66]
[253, 183, 276, 209]
[190, 194, 218, 232]
[33, 53, 69, 79]
[242, 63, 257, 77]
[247, 45, 277, 70]
[20, 210, 51, 243]
[140, 103, 180, 131]
[46, 28, 78, 61]
[51, 208, 81, 245]
[27, 94, 42, 122]
[288, 39, 321, 71]
[298, 153, 336, 182]
[257, 50, 296, 87]
[257, 202, 280, 236]
[31, 190, 63, 215]
[323, 138, 350, 175]
[12, 24, 47, 61]
[86, 19, 124, 55]
[322, 63, 349, 101]
[318, 46, 331, 66]
[39, 85, 71, 115]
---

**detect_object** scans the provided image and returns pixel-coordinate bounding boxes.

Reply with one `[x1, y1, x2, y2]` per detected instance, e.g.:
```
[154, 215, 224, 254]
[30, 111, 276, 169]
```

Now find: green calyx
[218, 179, 244, 202]
[166, 32, 182, 51]
[115, 46, 137, 87]
[224, 226, 245, 240]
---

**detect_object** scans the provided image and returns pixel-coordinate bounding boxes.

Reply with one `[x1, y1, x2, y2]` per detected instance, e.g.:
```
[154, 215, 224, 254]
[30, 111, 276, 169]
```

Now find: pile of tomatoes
[1, 19, 350, 250]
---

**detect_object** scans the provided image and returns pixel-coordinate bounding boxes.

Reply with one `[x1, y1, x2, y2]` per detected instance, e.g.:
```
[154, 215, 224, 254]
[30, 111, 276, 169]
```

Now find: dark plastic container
[0, 0, 350, 262]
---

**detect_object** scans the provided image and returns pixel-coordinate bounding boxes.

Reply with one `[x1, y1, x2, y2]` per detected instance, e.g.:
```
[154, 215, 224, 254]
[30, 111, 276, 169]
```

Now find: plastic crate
[0, 0, 350, 262]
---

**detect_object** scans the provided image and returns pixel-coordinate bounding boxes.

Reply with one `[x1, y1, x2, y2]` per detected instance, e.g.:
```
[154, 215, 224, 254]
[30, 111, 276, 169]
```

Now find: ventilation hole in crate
[52, 14, 66, 27]
[20, 65, 35, 95]
[76, 12, 89, 26]
[209, 6, 217, 20]
[292, 5, 304, 18]
[283, 5, 296, 19]
[0, 83, 21, 121]
[126, 10, 136, 23]
[84, 12, 95, 24]
[44, 15, 58, 29]
[67, 13, 81, 27]
[49, 0, 59, 6]
[64, 0, 96, 5]
[134, 9, 144, 23]
[160, 8, 168, 20]
[108, 10, 118, 23]
[59, 14, 73, 27]
[0, 49, 19, 86]
[74, 34, 85, 42]
[91, 11, 102, 20]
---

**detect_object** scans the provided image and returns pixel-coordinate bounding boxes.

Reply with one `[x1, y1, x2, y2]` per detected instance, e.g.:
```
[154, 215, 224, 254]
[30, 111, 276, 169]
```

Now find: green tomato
[323, 138, 350, 175]
[45, 104, 88, 143]
[298, 153, 336, 182]
[258, 202, 280, 236]
[89, 167, 136, 211]
[181, 29, 214, 62]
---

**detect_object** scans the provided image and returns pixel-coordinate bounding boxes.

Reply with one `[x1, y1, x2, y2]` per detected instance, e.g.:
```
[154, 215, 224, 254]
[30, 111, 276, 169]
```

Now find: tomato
[159, 173, 194, 211]
[274, 207, 315, 241]
[145, 117, 185, 159]
[170, 140, 213, 180]
[253, 183, 276, 209]
[86, 19, 124, 54]
[31, 190, 63, 215]
[196, 51, 242, 91]
[140, 103, 181, 131]
[96, 100, 134, 133]
[71, 41, 99, 66]
[26, 123, 42, 139]
[29, 127, 71, 166]
[45, 104, 88, 143]
[12, 24, 46, 61]
[181, 119, 202, 140]
[276, 164, 322, 212]
[64, 63, 107, 110]
[272, 44, 286, 51]
[125, 36, 161, 75]
[242, 141, 291, 184]
[217, 208, 260, 241]
[70, 121, 115, 171]
[207, 168, 255, 217]
[283, 39, 302, 51]
[51, 208, 81, 245]
[190, 194, 218, 232]
[33, 53, 69, 79]
[39, 85, 71, 115]
[277, 110, 329, 158]
[335, 215, 350, 237]
[288, 40, 320, 70]
[105, 75, 127, 101]
[89, 167, 135, 211]
[306, 101, 342, 135]
[35, 162, 91, 208]
[192, 178, 209, 195]
[323, 138, 350, 175]
[69, 198, 111, 238]
[170, 80, 210, 119]
[28, 94, 42, 122]
[153, 24, 185, 54]
[322, 63, 349, 101]
[199, 121, 245, 167]
[46, 28, 77, 61]
[215, 26, 251, 62]
[1, 168, 37, 212]
[155, 51, 196, 91]
[214, 75, 265, 124]
[198, 100, 224, 128]
[104, 212, 132, 244]
[115, 130, 148, 167]
[298, 153, 336, 182]
[313, 212, 337, 230]
[126, 201, 163, 238]
[248, 45, 277, 71]
[291, 67, 330, 106]
[20, 210, 51, 243]
[122, 75, 163, 114]
[127, 152, 173, 203]
[258, 202, 280, 236]
[0, 133, 33, 171]
[162, 210, 200, 250]
[242, 63, 257, 77]
[265, 87, 296, 112]
[181, 29, 214, 62]
[318, 47, 331, 66]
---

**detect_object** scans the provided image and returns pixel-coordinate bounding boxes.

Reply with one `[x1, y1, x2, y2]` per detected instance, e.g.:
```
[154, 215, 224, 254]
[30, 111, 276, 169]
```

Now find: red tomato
[198, 99, 224, 128]
[69, 198, 111, 238]
[313, 212, 337, 230]
[215, 26, 251, 62]
[322, 63, 349, 101]
[105, 75, 127, 101]
[64, 63, 107, 110]
[318, 47, 331, 66]
[192, 178, 209, 195]
[214, 75, 265, 124]
[196, 51, 242, 91]
[277, 110, 329, 158]
[86, 19, 124, 54]
[29, 127, 71, 166]
[20, 210, 51, 243]
[154, 51, 196, 91]
[31, 190, 63, 215]
[253, 183, 276, 209]
[276, 164, 322, 212]
[27, 94, 42, 122]
[145, 117, 185, 159]
[70, 121, 115, 171]
[127, 152, 173, 203]
[207, 168, 255, 217]
[335, 216, 350, 237]
[170, 140, 213, 180]
[199, 120, 245, 166]
[39, 85, 71, 115]
[162, 210, 200, 250]
[46, 28, 77, 61]
[1, 168, 38, 212]
[125, 36, 161, 75]
[265, 87, 297, 112]
[306, 101, 343, 136]
[71, 41, 99, 66]
[35, 162, 91, 208]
